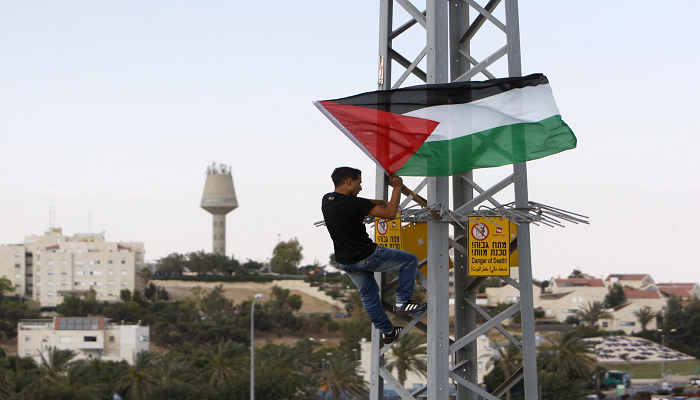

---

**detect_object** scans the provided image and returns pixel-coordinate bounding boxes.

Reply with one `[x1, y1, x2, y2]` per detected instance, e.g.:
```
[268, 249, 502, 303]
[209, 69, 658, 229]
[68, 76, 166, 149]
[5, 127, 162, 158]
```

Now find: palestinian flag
[314, 73, 576, 177]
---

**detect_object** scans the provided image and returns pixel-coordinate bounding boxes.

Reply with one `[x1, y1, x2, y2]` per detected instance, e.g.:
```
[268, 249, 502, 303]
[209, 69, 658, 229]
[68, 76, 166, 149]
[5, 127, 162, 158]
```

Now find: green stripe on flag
[395, 115, 576, 176]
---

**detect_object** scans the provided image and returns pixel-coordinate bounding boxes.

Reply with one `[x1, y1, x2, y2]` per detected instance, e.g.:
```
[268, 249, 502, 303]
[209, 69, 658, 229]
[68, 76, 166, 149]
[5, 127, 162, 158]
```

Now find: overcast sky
[1, 1, 698, 284]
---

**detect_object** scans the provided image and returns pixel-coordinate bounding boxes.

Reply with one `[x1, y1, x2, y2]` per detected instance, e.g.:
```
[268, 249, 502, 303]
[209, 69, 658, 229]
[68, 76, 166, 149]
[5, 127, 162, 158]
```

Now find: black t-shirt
[322, 192, 377, 264]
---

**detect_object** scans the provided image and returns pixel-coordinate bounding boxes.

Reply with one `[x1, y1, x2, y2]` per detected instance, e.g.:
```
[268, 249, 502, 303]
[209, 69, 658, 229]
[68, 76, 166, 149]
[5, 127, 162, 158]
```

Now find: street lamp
[658, 328, 677, 383]
[250, 293, 263, 400]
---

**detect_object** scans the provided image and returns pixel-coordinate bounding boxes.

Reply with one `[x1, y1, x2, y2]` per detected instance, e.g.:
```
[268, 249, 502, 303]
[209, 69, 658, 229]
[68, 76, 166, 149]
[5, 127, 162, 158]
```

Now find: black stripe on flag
[328, 73, 549, 115]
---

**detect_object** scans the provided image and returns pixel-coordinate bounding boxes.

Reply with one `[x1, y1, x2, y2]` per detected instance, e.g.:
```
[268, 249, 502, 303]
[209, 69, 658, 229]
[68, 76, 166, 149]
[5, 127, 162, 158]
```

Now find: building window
[602, 321, 609, 328]
[621, 321, 635, 327]
[139, 335, 148, 342]
[109, 336, 115, 343]
[47, 282, 54, 286]
[477, 361, 483, 371]
[108, 282, 114, 286]
[47, 260, 54, 265]
[84, 336, 97, 342]
[61, 282, 67, 286]
[25, 336, 30, 342]
[59, 336, 72, 343]
[108, 271, 114, 275]
[121, 271, 127, 276]
[74, 260, 85, 265]
[48, 292, 54, 296]
[15, 254, 20, 257]
[121, 260, 126, 264]
[61, 270, 67, 275]
[121, 282, 128, 286]
[61, 260, 67, 265]
[90, 271, 101, 276]
[47, 271, 54, 275]
[76, 271, 84, 276]
[25, 350, 31, 356]
[15, 263, 20, 268]
[108, 260, 113, 264]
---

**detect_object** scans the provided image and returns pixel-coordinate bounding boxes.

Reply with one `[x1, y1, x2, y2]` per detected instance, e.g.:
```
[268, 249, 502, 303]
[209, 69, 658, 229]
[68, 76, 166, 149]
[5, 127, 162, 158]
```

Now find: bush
[672, 386, 685, 395]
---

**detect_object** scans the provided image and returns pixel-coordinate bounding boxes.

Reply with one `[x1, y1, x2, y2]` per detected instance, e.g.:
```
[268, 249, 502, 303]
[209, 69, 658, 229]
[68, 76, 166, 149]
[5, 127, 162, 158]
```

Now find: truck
[602, 371, 631, 389]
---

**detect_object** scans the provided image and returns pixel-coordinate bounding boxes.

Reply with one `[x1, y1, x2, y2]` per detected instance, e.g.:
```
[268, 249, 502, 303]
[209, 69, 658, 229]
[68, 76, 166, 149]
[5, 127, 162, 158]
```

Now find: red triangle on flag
[319, 101, 439, 175]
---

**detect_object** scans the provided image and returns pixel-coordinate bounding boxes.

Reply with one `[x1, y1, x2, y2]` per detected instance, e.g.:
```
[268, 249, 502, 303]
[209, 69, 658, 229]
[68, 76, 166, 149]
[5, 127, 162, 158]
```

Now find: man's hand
[390, 176, 403, 188]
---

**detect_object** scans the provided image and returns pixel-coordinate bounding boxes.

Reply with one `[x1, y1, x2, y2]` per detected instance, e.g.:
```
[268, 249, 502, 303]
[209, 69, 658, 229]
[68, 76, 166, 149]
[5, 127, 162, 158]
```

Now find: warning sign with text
[468, 217, 510, 276]
[375, 214, 402, 249]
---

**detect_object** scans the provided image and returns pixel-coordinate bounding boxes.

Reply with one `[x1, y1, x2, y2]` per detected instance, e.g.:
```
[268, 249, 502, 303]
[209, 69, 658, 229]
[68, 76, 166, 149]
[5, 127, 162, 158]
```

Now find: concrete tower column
[200, 163, 238, 255]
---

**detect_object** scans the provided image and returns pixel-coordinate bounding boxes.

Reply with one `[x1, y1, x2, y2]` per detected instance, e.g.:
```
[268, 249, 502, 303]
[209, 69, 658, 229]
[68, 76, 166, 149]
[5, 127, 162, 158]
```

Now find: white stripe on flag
[405, 84, 561, 143]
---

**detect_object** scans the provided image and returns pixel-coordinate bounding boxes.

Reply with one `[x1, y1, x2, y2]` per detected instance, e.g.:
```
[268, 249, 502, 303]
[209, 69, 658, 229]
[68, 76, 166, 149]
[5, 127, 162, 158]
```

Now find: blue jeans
[340, 246, 419, 334]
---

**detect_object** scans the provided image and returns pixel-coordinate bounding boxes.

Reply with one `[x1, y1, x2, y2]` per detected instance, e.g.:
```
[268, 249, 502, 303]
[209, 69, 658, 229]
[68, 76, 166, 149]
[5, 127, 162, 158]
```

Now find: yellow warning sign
[509, 221, 518, 269]
[374, 214, 402, 249]
[401, 222, 453, 276]
[469, 217, 510, 276]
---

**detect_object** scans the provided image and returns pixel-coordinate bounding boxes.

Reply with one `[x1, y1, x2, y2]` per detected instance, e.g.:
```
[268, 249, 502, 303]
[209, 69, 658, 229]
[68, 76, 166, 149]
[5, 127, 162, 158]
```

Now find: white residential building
[0, 227, 144, 306]
[18, 316, 149, 365]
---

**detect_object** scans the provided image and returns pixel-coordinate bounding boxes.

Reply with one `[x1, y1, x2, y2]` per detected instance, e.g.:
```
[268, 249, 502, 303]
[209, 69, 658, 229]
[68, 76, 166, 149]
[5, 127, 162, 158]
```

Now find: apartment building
[18, 316, 149, 365]
[0, 227, 144, 307]
[0, 244, 28, 296]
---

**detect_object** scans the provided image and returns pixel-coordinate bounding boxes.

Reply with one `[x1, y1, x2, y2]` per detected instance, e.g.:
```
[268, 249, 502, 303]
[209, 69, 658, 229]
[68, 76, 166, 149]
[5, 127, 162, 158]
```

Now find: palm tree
[50, 362, 102, 399]
[539, 330, 596, 379]
[634, 307, 656, 331]
[38, 347, 76, 384]
[118, 351, 158, 400]
[317, 354, 367, 400]
[385, 333, 427, 387]
[576, 301, 613, 330]
[151, 353, 195, 387]
[198, 339, 246, 386]
[491, 341, 522, 400]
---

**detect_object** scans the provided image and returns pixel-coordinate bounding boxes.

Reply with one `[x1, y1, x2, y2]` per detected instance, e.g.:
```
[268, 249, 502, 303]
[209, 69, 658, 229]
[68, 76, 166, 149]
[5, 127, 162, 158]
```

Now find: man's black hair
[331, 167, 362, 188]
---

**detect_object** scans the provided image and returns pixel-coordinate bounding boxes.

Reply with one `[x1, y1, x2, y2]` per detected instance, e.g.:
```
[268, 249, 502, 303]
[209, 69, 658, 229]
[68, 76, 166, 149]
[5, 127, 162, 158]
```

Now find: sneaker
[382, 326, 402, 345]
[393, 300, 427, 316]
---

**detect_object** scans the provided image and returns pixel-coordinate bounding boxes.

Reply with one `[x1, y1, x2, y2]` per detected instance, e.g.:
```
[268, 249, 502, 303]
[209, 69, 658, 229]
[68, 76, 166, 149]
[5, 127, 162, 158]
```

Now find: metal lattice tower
[200, 163, 238, 255]
[371, 1, 540, 399]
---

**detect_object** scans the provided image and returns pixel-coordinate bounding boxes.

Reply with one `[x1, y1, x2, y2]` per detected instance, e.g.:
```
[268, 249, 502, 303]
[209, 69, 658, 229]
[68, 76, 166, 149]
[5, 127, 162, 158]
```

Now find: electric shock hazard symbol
[374, 213, 401, 249]
[468, 217, 510, 276]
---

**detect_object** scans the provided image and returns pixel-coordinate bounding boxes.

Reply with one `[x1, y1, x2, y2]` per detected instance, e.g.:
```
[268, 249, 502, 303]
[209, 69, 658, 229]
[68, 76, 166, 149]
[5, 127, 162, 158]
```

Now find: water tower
[200, 163, 238, 254]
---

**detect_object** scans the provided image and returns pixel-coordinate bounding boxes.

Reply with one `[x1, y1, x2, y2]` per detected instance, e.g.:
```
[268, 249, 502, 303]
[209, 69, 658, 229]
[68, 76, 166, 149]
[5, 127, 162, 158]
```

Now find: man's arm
[368, 176, 403, 219]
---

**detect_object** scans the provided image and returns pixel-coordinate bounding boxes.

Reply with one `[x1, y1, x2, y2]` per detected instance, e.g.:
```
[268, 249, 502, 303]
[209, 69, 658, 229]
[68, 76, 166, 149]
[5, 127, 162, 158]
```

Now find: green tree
[491, 341, 522, 400]
[199, 285, 235, 319]
[0, 277, 14, 299]
[136, 267, 152, 289]
[240, 259, 263, 270]
[385, 333, 427, 387]
[270, 238, 303, 274]
[604, 283, 627, 308]
[120, 289, 132, 303]
[155, 253, 187, 276]
[538, 330, 595, 379]
[634, 306, 657, 331]
[317, 354, 367, 400]
[569, 269, 585, 278]
[39, 347, 77, 387]
[198, 339, 246, 386]
[576, 301, 613, 330]
[187, 251, 239, 276]
[118, 351, 158, 400]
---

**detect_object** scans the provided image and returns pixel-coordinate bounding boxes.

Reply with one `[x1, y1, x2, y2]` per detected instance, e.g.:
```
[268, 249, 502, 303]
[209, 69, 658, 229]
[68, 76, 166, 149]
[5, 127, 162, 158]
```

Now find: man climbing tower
[321, 167, 426, 344]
